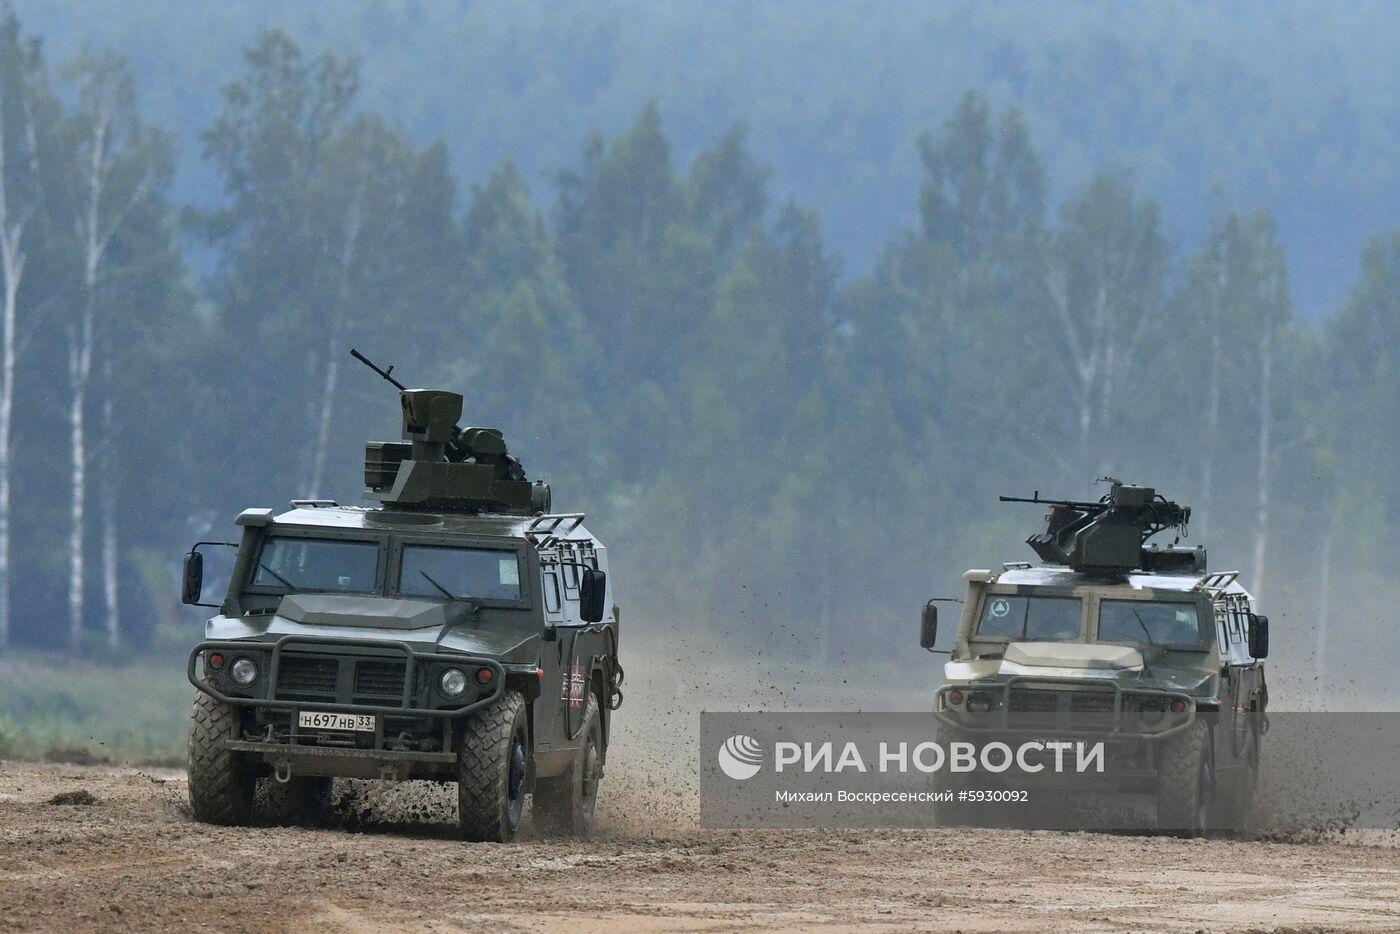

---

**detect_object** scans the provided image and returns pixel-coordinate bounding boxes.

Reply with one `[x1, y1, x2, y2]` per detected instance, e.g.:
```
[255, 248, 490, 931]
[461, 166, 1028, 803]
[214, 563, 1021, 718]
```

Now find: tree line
[0, 14, 1393, 663]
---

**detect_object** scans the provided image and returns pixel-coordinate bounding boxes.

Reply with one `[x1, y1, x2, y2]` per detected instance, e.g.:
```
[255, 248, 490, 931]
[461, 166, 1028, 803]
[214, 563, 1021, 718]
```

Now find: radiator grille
[276, 655, 338, 698]
[354, 659, 407, 697]
[1009, 690, 1060, 713]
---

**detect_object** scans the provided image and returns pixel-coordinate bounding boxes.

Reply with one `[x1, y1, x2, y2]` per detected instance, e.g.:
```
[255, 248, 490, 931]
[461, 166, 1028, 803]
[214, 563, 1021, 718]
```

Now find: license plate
[298, 711, 377, 732]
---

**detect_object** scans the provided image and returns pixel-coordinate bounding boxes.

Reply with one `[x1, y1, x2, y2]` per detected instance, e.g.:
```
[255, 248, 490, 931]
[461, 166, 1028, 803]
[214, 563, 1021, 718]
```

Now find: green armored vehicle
[181, 350, 622, 841]
[919, 480, 1269, 833]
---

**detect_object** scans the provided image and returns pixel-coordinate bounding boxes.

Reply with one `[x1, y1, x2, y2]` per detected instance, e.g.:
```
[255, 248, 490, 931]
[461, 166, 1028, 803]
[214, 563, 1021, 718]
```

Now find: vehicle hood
[1003, 641, 1144, 671]
[204, 594, 539, 664]
[945, 641, 1216, 695]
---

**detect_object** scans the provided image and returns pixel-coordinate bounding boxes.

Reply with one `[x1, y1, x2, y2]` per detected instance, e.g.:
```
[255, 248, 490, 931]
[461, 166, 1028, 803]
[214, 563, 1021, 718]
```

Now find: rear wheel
[1155, 719, 1213, 835]
[457, 691, 529, 842]
[535, 695, 603, 836]
[188, 692, 254, 825]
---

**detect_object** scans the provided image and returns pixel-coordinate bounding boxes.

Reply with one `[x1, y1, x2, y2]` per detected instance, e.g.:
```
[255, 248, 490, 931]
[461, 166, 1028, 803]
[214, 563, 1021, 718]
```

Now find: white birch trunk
[67, 319, 91, 652]
[1251, 325, 1274, 599]
[307, 190, 363, 498]
[67, 107, 110, 653]
[100, 359, 119, 647]
[1200, 259, 1225, 540]
[0, 89, 29, 648]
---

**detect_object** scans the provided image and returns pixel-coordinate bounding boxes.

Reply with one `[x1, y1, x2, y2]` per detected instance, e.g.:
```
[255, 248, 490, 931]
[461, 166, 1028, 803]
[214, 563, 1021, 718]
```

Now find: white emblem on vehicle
[990, 598, 1011, 618]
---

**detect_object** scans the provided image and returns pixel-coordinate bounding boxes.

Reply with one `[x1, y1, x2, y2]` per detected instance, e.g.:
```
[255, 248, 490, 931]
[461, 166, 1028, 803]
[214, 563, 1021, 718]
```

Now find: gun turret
[353, 349, 549, 514]
[1001, 480, 1203, 577]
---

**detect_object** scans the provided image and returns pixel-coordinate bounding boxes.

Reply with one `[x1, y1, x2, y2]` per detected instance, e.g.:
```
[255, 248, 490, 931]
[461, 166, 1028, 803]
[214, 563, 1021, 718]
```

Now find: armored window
[562, 551, 579, 590]
[543, 572, 561, 613]
[976, 595, 1082, 641]
[252, 537, 379, 593]
[398, 546, 522, 601]
[1098, 600, 1206, 649]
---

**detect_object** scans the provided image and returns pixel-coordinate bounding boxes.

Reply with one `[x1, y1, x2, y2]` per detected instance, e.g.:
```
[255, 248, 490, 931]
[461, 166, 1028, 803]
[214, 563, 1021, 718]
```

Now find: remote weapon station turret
[919, 480, 1269, 833]
[182, 350, 623, 842]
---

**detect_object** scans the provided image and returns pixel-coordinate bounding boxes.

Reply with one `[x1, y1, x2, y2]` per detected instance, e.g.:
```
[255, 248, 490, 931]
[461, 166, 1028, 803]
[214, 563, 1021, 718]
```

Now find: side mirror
[920, 602, 938, 650]
[580, 568, 607, 623]
[1248, 614, 1269, 659]
[181, 550, 205, 605]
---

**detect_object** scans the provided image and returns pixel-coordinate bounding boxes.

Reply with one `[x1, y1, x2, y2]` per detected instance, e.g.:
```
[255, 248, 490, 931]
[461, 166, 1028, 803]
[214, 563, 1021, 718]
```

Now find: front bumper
[223, 740, 458, 781]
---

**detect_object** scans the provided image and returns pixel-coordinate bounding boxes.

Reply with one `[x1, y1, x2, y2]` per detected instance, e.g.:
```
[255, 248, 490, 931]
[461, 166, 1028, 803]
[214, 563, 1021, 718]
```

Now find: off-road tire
[188, 692, 254, 825]
[534, 695, 602, 836]
[933, 724, 977, 828]
[457, 690, 529, 842]
[1221, 716, 1261, 833]
[1155, 719, 1213, 835]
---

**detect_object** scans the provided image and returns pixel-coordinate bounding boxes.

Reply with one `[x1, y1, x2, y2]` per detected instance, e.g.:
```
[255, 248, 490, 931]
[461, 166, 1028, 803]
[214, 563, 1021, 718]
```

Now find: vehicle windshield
[976, 595, 1082, 641]
[1098, 599, 1206, 648]
[252, 537, 379, 593]
[398, 545, 522, 602]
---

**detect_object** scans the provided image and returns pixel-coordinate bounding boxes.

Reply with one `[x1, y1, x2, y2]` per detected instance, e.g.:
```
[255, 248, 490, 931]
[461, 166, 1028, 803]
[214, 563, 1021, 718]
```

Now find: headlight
[230, 657, 259, 686]
[1137, 698, 1166, 725]
[966, 692, 992, 715]
[439, 667, 468, 698]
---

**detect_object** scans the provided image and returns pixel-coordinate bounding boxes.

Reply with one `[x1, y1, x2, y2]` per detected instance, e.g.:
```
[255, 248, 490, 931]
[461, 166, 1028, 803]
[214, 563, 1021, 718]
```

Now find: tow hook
[273, 760, 293, 783]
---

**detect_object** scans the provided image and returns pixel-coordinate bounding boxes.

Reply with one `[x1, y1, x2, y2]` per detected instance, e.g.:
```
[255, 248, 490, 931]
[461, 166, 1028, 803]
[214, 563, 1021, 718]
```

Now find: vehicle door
[536, 541, 608, 748]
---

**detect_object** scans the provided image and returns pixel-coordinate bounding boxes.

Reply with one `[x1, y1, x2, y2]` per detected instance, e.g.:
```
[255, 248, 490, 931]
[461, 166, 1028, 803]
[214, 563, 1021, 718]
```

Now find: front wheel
[457, 691, 529, 842]
[1155, 719, 1213, 835]
[188, 692, 254, 825]
[535, 695, 603, 836]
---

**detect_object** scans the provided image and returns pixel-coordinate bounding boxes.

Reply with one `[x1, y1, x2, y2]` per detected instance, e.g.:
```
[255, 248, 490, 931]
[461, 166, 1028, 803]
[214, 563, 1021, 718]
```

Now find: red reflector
[475, 667, 495, 685]
[1170, 699, 1187, 713]
[948, 689, 964, 705]
[208, 653, 225, 670]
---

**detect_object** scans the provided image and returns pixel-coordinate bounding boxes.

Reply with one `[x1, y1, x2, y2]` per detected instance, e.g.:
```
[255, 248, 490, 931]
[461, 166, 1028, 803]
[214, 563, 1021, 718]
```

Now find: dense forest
[0, 8, 1395, 695]
[17, 0, 1400, 319]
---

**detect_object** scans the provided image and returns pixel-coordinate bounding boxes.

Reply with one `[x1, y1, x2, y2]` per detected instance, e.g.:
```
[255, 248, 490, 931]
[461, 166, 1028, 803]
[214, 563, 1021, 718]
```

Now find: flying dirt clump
[47, 788, 99, 805]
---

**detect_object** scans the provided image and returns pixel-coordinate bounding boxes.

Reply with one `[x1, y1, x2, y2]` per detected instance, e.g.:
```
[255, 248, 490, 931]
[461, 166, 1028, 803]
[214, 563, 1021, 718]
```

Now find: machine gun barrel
[350, 347, 407, 391]
[999, 493, 1106, 511]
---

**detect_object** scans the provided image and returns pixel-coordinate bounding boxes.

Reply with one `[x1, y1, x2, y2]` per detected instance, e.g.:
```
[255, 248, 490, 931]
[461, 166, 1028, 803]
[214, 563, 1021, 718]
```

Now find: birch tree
[0, 13, 52, 648]
[1182, 212, 1288, 584]
[1037, 172, 1169, 479]
[59, 54, 157, 650]
[201, 33, 458, 503]
[1242, 218, 1288, 597]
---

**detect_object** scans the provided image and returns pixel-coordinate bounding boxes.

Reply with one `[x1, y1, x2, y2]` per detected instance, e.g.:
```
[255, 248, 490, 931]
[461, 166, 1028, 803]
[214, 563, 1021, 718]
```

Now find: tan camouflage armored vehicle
[920, 481, 1268, 833]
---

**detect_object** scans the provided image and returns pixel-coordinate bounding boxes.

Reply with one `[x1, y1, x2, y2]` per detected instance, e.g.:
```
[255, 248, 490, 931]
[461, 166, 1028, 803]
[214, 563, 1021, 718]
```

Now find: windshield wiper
[419, 570, 459, 601]
[1130, 608, 1158, 679]
[419, 571, 483, 615]
[258, 563, 297, 592]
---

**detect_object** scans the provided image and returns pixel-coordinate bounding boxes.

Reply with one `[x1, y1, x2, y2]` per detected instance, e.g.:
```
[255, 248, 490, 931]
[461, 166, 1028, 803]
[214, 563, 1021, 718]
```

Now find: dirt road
[0, 759, 1397, 933]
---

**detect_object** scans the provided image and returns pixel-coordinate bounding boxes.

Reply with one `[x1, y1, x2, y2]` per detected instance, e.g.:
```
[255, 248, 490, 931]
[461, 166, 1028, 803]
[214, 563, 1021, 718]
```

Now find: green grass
[0, 652, 191, 765]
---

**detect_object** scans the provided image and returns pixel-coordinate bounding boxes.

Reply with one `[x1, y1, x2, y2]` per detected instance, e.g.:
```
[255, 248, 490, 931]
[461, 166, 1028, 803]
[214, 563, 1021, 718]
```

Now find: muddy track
[2, 760, 1399, 932]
